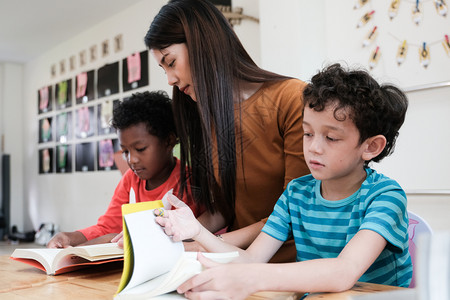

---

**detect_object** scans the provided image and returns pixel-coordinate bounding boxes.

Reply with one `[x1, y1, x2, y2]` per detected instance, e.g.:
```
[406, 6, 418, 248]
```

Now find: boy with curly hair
[154, 64, 413, 299]
[48, 91, 202, 248]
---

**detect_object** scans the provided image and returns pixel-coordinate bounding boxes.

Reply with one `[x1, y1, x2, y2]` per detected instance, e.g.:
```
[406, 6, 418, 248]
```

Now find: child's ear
[166, 133, 177, 149]
[362, 135, 386, 161]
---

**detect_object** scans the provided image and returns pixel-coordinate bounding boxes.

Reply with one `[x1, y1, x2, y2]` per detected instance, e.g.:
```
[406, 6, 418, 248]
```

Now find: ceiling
[0, 0, 145, 63]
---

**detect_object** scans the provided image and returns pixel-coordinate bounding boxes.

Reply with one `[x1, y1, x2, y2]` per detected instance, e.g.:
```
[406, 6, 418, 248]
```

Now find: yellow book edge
[115, 200, 164, 294]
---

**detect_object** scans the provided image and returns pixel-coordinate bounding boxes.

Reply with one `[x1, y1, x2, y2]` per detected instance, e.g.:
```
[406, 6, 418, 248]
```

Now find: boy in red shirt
[47, 91, 202, 248]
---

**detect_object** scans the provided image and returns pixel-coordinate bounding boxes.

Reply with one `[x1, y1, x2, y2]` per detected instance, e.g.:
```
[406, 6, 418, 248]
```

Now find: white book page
[74, 243, 124, 257]
[52, 243, 123, 264]
[117, 252, 239, 298]
[12, 248, 60, 272]
[118, 254, 201, 298]
[121, 209, 184, 292]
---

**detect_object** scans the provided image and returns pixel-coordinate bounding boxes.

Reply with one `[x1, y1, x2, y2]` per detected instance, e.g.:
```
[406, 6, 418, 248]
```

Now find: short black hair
[303, 63, 408, 164]
[111, 90, 177, 141]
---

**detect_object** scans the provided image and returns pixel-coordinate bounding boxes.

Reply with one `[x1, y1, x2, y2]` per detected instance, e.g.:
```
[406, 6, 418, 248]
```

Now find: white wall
[2, 0, 449, 234]
[0, 63, 25, 231]
[259, 0, 327, 81]
[324, 0, 450, 88]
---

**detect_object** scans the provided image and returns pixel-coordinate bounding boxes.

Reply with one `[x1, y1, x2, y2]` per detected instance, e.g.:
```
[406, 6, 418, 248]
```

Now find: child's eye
[136, 147, 147, 152]
[168, 60, 175, 67]
[326, 136, 338, 141]
[303, 132, 312, 137]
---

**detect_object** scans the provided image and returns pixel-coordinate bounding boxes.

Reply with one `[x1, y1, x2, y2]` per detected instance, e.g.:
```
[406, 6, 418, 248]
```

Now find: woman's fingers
[167, 194, 187, 209]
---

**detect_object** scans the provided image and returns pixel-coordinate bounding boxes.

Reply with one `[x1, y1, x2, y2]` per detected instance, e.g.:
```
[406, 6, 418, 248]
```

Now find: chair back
[408, 210, 433, 288]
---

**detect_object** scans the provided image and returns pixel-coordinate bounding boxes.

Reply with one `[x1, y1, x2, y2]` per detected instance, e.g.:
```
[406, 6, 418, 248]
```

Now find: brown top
[231, 78, 310, 262]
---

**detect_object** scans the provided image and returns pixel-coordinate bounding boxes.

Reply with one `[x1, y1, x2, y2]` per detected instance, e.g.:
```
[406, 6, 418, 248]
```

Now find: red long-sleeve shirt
[78, 158, 198, 240]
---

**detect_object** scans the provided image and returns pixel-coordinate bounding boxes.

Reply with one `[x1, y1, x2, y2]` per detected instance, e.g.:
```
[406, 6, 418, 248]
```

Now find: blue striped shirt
[262, 168, 412, 287]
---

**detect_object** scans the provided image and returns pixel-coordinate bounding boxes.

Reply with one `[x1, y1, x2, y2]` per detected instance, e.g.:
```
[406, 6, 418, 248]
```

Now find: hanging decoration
[396, 40, 408, 65]
[412, 0, 424, 25]
[369, 46, 381, 69]
[389, 0, 401, 19]
[354, 0, 370, 9]
[443, 34, 450, 55]
[434, 0, 448, 16]
[419, 42, 431, 67]
[357, 10, 375, 27]
[354, 1, 449, 69]
[389, 33, 447, 68]
[363, 26, 378, 47]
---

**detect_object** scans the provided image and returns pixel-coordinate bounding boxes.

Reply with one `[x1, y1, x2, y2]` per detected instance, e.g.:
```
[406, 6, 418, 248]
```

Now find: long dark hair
[145, 0, 288, 224]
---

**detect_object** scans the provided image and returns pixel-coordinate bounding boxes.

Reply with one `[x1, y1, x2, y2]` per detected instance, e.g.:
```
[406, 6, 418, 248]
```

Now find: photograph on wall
[97, 99, 119, 135]
[97, 138, 120, 171]
[75, 106, 95, 139]
[122, 50, 149, 92]
[55, 79, 72, 110]
[56, 144, 72, 173]
[37, 85, 53, 114]
[56, 111, 72, 143]
[39, 148, 53, 174]
[38, 117, 53, 143]
[75, 70, 95, 104]
[75, 142, 95, 172]
[97, 62, 119, 98]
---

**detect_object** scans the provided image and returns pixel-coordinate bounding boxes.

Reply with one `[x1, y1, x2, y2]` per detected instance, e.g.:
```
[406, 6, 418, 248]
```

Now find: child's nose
[309, 138, 323, 154]
[128, 152, 139, 164]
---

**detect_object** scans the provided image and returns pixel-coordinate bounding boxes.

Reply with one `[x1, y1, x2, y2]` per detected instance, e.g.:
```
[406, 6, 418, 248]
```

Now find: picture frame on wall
[75, 70, 95, 104]
[39, 148, 53, 174]
[75, 106, 95, 139]
[122, 50, 149, 92]
[56, 144, 72, 173]
[55, 79, 72, 110]
[97, 62, 119, 98]
[97, 99, 119, 135]
[38, 85, 53, 114]
[97, 138, 120, 171]
[56, 112, 72, 143]
[38, 117, 53, 144]
[75, 142, 95, 172]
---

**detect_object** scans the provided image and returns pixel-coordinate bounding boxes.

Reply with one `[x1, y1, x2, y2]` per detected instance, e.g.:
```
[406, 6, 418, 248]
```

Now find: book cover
[114, 198, 238, 299]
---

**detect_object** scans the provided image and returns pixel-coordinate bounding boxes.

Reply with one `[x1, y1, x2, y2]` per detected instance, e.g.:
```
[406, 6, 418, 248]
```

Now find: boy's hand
[111, 231, 124, 248]
[46, 232, 71, 248]
[154, 193, 201, 242]
[178, 253, 256, 299]
[46, 231, 86, 248]
[79, 233, 119, 246]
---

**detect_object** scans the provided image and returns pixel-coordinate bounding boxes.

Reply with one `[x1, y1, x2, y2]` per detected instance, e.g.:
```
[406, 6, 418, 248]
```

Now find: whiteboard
[373, 84, 450, 192]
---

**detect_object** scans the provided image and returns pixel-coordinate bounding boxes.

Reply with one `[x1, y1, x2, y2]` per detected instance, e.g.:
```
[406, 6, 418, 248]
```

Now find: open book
[114, 198, 239, 299]
[10, 243, 124, 275]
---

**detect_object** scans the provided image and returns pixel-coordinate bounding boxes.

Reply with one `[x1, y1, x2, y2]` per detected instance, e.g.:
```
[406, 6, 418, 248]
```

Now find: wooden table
[0, 255, 406, 299]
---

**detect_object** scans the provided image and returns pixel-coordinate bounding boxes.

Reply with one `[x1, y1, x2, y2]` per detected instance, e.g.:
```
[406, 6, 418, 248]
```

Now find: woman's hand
[178, 253, 257, 300]
[154, 193, 201, 242]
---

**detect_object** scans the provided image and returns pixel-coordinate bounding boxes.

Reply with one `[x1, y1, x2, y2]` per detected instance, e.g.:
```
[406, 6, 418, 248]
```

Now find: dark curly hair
[111, 90, 177, 141]
[303, 63, 408, 164]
